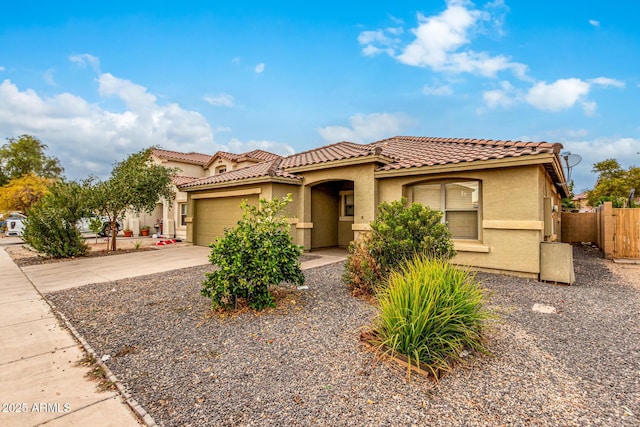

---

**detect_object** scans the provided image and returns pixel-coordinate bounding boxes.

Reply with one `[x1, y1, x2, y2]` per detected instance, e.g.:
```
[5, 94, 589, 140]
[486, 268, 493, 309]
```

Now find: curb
[47, 301, 158, 427]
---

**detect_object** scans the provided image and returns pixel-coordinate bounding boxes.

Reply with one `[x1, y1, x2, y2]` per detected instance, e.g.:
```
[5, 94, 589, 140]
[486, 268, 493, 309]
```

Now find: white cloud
[423, 84, 453, 96]
[317, 112, 413, 143]
[231, 57, 241, 64]
[214, 126, 232, 133]
[0, 66, 5, 72]
[589, 77, 625, 88]
[254, 63, 265, 74]
[525, 78, 591, 112]
[582, 101, 597, 116]
[203, 93, 235, 107]
[358, 29, 400, 57]
[360, 0, 527, 79]
[69, 53, 100, 72]
[483, 89, 513, 109]
[43, 69, 56, 86]
[226, 138, 295, 156]
[482, 80, 517, 109]
[0, 76, 220, 180]
[589, 19, 600, 27]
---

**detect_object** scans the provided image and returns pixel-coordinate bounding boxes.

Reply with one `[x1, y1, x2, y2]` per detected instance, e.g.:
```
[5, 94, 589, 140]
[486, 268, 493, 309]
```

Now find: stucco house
[165, 136, 568, 278]
[124, 148, 281, 239]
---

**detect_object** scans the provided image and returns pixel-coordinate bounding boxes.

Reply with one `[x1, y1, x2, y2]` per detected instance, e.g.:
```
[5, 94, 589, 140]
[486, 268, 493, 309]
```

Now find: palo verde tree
[0, 173, 54, 213]
[587, 159, 640, 207]
[91, 147, 177, 251]
[0, 135, 63, 186]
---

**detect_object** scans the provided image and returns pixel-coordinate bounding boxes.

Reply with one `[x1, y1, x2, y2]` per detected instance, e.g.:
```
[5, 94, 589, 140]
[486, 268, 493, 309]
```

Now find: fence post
[602, 202, 614, 259]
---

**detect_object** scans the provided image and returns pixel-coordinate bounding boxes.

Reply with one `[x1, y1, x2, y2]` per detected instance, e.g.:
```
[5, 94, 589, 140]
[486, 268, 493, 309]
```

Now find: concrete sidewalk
[0, 247, 141, 427]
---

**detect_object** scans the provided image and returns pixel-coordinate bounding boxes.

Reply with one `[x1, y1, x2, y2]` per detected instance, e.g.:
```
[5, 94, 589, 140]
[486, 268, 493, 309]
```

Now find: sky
[1, 0, 639, 192]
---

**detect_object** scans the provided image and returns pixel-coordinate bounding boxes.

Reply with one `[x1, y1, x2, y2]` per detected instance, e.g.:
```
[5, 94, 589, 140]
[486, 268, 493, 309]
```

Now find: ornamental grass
[371, 256, 491, 379]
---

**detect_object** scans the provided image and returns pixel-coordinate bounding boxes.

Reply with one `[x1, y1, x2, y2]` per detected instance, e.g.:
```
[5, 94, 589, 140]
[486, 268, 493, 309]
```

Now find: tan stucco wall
[206, 158, 235, 176]
[293, 163, 377, 249]
[378, 165, 545, 275]
[152, 158, 206, 178]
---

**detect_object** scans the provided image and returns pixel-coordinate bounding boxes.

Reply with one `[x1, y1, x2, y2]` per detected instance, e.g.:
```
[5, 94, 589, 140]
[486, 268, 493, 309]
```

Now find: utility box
[540, 242, 575, 284]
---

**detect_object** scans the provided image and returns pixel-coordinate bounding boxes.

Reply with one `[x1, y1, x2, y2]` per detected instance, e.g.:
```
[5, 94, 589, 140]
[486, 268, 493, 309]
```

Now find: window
[411, 181, 480, 240]
[216, 166, 227, 174]
[179, 203, 188, 227]
[340, 191, 354, 218]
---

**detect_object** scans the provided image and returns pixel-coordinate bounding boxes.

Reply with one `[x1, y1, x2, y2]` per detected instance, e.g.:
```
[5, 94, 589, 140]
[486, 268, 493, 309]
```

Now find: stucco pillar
[352, 171, 377, 240]
[186, 195, 195, 243]
[296, 184, 312, 250]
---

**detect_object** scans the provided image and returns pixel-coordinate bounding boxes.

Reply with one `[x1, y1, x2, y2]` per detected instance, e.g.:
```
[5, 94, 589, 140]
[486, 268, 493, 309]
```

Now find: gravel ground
[47, 246, 639, 426]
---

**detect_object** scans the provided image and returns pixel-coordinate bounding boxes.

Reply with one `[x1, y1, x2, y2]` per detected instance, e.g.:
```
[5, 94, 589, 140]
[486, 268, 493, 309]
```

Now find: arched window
[410, 180, 480, 240]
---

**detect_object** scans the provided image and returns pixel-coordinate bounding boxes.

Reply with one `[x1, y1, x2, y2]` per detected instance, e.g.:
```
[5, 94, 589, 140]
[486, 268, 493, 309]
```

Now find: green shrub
[344, 198, 455, 295]
[371, 256, 490, 378]
[201, 194, 305, 311]
[22, 181, 91, 258]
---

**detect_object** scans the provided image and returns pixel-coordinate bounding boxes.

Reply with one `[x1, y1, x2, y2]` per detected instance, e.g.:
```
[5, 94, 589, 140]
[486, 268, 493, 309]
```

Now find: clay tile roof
[173, 175, 199, 186]
[214, 151, 241, 161]
[368, 136, 562, 171]
[152, 148, 212, 166]
[179, 158, 301, 189]
[280, 141, 376, 169]
[239, 149, 282, 162]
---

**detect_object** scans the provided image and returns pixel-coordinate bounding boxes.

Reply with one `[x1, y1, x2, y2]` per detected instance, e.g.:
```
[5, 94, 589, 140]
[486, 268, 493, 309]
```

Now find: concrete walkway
[0, 247, 141, 427]
[0, 243, 347, 426]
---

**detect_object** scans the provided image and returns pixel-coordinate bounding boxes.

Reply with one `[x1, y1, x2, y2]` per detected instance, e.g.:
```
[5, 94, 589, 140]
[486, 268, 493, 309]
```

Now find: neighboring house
[124, 148, 283, 239]
[175, 136, 569, 278]
[571, 191, 594, 212]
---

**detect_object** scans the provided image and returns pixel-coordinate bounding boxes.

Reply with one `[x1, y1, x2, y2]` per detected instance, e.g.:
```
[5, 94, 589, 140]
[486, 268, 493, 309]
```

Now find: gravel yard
[47, 246, 639, 426]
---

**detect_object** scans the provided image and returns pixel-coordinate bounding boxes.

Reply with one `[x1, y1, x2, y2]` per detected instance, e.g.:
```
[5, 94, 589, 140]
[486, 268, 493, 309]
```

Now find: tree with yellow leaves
[0, 173, 53, 213]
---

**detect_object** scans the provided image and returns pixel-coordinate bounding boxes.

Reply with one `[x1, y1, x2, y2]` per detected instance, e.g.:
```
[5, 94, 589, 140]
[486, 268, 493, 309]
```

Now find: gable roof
[205, 149, 282, 168]
[180, 158, 301, 189]
[152, 148, 212, 166]
[280, 141, 380, 169]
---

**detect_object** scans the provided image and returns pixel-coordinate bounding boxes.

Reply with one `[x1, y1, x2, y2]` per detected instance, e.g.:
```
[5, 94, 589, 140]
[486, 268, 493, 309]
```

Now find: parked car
[5, 212, 27, 237]
[77, 217, 122, 237]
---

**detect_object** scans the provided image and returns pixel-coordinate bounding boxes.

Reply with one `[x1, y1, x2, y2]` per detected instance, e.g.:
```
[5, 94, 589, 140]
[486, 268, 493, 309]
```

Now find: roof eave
[180, 176, 302, 192]
[374, 154, 557, 178]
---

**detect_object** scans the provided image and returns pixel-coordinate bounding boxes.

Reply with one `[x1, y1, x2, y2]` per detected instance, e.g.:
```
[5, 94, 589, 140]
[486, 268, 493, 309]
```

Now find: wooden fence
[562, 202, 640, 259]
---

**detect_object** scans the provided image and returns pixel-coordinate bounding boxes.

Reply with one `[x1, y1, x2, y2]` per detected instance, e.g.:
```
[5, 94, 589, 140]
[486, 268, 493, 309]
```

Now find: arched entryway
[310, 180, 354, 249]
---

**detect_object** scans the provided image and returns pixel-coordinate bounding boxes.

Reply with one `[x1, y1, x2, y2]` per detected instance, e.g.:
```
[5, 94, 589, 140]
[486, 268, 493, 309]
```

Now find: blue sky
[1, 0, 639, 192]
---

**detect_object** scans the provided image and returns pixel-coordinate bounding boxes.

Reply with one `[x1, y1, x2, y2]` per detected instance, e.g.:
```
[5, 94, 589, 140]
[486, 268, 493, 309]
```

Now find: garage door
[194, 195, 259, 246]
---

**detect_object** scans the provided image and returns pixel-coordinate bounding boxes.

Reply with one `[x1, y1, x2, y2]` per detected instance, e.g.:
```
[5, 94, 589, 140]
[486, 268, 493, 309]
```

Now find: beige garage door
[194, 195, 258, 246]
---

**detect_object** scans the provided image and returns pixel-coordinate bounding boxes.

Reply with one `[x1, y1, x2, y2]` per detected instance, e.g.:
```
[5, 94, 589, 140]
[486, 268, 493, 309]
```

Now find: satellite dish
[560, 151, 582, 182]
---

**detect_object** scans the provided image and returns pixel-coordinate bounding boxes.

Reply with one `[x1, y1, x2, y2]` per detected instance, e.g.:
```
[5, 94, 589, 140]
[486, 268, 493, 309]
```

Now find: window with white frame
[340, 191, 354, 218]
[179, 203, 188, 227]
[411, 181, 480, 240]
[216, 166, 227, 174]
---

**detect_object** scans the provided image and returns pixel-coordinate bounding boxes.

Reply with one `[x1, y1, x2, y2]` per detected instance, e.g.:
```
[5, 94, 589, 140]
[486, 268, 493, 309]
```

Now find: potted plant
[140, 225, 150, 237]
[123, 228, 134, 237]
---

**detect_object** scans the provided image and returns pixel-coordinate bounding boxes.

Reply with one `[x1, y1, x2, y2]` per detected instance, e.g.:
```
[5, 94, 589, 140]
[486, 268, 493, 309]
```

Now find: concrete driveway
[21, 245, 211, 293]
